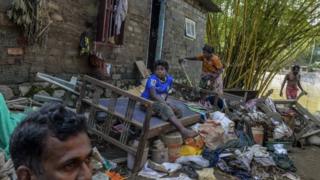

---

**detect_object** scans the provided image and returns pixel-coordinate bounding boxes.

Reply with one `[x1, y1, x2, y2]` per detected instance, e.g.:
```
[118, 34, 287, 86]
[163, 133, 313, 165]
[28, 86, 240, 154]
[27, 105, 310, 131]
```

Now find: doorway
[147, 0, 161, 72]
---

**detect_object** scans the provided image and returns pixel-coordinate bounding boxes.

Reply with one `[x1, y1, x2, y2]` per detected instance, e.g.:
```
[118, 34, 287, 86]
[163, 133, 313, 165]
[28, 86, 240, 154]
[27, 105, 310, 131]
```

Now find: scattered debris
[0, 85, 14, 100]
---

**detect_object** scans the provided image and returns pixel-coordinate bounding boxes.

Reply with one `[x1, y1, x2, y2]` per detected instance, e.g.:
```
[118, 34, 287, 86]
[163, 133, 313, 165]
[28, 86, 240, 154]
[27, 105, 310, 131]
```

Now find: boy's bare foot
[181, 129, 198, 139]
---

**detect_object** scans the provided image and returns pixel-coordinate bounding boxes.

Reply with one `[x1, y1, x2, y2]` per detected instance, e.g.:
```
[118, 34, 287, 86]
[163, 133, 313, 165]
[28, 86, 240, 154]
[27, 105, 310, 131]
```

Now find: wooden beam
[82, 98, 143, 128]
[83, 75, 153, 106]
[147, 114, 200, 139]
[132, 107, 153, 173]
[89, 128, 137, 155]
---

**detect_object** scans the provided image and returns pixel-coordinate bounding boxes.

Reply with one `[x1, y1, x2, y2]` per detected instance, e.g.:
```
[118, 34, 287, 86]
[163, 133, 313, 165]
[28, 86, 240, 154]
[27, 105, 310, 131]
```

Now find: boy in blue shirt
[141, 60, 197, 138]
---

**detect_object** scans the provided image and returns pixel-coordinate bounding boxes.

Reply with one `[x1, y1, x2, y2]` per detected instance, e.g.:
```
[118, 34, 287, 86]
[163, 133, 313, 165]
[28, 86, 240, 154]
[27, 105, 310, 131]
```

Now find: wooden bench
[76, 75, 201, 173]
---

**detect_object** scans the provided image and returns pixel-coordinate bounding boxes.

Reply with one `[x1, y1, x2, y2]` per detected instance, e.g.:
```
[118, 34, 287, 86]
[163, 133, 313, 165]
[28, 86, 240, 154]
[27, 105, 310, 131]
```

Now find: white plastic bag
[210, 111, 233, 135]
[138, 162, 167, 179]
[273, 122, 293, 139]
[175, 155, 209, 168]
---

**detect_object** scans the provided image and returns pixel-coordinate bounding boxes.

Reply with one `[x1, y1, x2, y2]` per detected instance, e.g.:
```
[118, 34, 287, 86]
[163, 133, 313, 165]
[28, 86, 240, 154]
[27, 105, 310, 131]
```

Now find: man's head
[292, 65, 300, 75]
[10, 103, 92, 180]
[154, 60, 169, 79]
[202, 44, 214, 59]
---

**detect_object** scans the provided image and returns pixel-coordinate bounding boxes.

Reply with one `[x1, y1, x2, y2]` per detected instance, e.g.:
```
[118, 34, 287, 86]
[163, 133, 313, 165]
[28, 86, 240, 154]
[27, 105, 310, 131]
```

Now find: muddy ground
[289, 146, 320, 180]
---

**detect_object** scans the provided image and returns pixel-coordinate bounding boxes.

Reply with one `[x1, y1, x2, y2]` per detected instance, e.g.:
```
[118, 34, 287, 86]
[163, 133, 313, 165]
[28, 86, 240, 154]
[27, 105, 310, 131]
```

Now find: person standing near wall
[180, 44, 224, 105]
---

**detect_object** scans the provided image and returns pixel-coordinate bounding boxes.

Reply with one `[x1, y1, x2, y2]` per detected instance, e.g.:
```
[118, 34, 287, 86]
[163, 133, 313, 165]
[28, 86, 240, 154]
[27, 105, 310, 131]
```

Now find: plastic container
[127, 140, 149, 170]
[251, 126, 264, 145]
[151, 140, 168, 164]
[162, 132, 183, 162]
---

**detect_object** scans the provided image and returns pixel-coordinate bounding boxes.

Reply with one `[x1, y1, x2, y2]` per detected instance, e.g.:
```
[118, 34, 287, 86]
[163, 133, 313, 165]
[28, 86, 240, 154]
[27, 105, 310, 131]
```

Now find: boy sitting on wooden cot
[141, 60, 197, 138]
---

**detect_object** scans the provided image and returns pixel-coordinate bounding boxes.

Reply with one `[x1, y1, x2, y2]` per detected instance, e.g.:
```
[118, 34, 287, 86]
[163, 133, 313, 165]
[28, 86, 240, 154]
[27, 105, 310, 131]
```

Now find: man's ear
[16, 166, 37, 180]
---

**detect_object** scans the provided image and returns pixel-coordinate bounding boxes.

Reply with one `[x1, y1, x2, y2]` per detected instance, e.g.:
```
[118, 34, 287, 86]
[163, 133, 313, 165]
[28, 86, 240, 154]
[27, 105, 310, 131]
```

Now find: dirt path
[290, 146, 320, 180]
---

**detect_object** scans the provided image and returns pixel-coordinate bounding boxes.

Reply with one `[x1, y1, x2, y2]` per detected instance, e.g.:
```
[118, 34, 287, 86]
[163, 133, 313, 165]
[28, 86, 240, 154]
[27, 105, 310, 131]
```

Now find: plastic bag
[199, 121, 225, 150]
[138, 162, 167, 179]
[175, 155, 210, 168]
[273, 144, 288, 155]
[210, 111, 234, 135]
[180, 145, 202, 156]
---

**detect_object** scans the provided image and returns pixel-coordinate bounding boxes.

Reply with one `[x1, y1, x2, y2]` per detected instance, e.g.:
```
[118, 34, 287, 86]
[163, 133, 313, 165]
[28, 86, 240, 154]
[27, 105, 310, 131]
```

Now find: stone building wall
[163, 0, 208, 81]
[0, 0, 209, 88]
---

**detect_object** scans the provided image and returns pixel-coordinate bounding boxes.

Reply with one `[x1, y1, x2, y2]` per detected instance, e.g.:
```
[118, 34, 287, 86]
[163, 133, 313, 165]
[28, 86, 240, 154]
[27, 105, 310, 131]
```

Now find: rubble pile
[0, 73, 319, 180]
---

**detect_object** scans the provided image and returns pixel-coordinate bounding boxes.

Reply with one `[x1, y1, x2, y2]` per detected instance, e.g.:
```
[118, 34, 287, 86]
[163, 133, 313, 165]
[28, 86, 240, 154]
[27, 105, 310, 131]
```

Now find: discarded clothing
[272, 153, 296, 172]
[180, 164, 198, 179]
[175, 155, 209, 168]
[0, 93, 27, 158]
[196, 168, 216, 180]
[216, 159, 252, 180]
[115, 0, 128, 35]
[235, 145, 276, 169]
[265, 98, 277, 112]
[274, 122, 293, 139]
[202, 130, 254, 167]
[199, 120, 225, 150]
[210, 111, 234, 135]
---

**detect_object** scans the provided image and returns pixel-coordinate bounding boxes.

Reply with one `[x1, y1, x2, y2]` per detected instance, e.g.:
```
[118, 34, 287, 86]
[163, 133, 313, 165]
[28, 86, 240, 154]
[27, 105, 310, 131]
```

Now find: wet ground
[267, 72, 320, 113]
[290, 146, 320, 180]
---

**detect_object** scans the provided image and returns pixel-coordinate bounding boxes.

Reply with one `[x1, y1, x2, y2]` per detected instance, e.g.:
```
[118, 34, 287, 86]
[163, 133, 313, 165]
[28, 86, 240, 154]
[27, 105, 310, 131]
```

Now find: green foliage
[207, 0, 320, 93]
[7, 0, 49, 45]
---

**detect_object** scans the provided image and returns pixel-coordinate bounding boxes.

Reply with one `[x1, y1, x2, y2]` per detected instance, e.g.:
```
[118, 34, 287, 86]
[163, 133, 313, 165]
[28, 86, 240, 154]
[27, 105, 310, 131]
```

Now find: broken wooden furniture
[272, 99, 320, 145]
[76, 75, 201, 173]
[35, 72, 79, 106]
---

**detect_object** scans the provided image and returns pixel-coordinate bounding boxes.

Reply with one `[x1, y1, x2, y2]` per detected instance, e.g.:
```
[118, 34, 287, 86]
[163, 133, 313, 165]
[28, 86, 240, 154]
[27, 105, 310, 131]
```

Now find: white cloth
[115, 0, 128, 35]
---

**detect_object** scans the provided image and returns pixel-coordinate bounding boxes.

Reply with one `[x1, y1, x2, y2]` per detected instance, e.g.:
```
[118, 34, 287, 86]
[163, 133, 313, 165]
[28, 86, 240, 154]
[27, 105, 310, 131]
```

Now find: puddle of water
[267, 72, 320, 113]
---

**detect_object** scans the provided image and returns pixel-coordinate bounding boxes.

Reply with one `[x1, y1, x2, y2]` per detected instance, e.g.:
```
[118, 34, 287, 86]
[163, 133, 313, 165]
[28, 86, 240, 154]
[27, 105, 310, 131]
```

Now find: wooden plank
[120, 99, 136, 143]
[89, 128, 137, 155]
[147, 114, 200, 139]
[132, 107, 152, 173]
[273, 99, 296, 105]
[82, 98, 143, 127]
[300, 129, 320, 139]
[295, 103, 319, 123]
[76, 81, 87, 113]
[83, 75, 153, 106]
[135, 61, 151, 79]
[88, 87, 103, 128]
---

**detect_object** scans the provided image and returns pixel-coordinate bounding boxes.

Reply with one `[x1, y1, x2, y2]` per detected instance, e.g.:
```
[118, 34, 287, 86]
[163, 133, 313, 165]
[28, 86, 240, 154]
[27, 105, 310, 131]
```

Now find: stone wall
[163, 0, 207, 82]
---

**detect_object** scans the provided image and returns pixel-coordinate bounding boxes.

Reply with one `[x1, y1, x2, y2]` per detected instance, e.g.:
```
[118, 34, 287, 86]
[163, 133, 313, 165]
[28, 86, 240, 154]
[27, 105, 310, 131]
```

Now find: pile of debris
[1, 72, 320, 180]
[135, 89, 319, 179]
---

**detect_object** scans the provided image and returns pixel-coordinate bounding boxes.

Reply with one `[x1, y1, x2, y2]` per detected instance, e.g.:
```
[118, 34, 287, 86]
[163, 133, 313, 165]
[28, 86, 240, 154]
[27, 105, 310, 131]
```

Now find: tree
[207, 0, 320, 94]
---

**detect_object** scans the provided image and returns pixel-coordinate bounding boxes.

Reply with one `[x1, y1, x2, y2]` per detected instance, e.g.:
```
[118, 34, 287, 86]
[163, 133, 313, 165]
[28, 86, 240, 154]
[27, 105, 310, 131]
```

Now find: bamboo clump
[206, 0, 320, 94]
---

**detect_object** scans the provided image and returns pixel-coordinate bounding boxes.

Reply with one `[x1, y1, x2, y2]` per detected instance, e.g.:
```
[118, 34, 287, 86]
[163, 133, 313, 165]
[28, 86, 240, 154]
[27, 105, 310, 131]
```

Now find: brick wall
[0, 0, 207, 88]
[0, 0, 151, 89]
